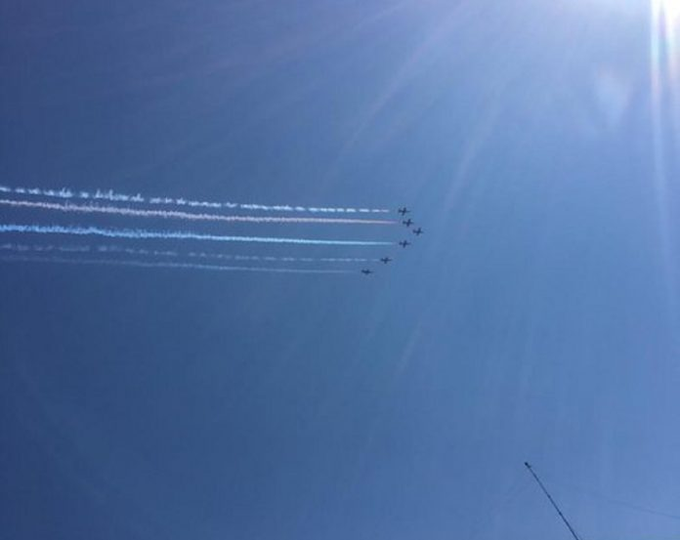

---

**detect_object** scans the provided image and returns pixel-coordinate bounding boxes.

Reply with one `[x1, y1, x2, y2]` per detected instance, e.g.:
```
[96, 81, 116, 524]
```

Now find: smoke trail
[0, 255, 354, 275]
[0, 224, 393, 246]
[0, 199, 396, 225]
[0, 243, 92, 254]
[95, 246, 372, 263]
[0, 243, 374, 263]
[0, 185, 390, 214]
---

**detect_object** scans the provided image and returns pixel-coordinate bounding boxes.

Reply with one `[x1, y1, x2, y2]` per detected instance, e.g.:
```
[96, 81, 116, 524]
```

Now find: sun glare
[654, 0, 680, 39]
[651, 0, 680, 83]
[659, 0, 680, 19]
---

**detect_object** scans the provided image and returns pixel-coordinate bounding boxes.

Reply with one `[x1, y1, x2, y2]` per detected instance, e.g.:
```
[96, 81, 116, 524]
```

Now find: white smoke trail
[0, 243, 92, 254]
[0, 243, 374, 263]
[0, 224, 393, 246]
[0, 199, 396, 225]
[0, 185, 390, 214]
[0, 255, 354, 275]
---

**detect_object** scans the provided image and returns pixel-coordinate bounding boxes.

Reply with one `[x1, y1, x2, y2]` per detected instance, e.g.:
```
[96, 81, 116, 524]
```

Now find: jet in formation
[359, 208, 422, 276]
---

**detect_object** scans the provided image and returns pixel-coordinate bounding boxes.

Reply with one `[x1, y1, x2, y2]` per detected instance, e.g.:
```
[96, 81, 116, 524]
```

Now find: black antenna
[524, 462, 582, 540]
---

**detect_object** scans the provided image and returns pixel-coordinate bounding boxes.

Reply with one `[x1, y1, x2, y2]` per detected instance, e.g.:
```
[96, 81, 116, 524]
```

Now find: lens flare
[652, 0, 680, 91]
[650, 0, 680, 330]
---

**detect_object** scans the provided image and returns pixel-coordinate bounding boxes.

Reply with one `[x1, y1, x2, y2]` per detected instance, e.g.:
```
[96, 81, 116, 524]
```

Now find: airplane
[361, 269, 374, 275]
[399, 240, 411, 248]
[413, 227, 424, 236]
[402, 218, 414, 227]
[380, 257, 392, 264]
[398, 207, 410, 216]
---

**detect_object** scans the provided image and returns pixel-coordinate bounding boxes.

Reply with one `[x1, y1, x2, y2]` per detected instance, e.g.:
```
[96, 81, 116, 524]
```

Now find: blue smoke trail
[0, 255, 354, 274]
[0, 243, 375, 263]
[0, 224, 393, 247]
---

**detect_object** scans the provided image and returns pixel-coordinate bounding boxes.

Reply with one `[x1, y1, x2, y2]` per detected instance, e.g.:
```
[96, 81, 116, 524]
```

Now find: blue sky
[1, 1, 679, 539]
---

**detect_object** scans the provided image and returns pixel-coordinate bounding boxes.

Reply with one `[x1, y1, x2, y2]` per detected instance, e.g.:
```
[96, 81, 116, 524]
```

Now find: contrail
[0, 199, 396, 225]
[0, 185, 390, 214]
[0, 243, 375, 263]
[0, 255, 354, 275]
[0, 224, 393, 246]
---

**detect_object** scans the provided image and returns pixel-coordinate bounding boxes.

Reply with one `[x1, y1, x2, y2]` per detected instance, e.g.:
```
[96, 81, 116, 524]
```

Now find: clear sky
[1, 1, 679, 539]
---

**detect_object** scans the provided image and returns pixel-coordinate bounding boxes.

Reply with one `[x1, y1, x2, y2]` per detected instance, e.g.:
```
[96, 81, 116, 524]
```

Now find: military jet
[402, 218, 414, 227]
[380, 257, 392, 264]
[413, 227, 424, 236]
[398, 207, 410, 216]
[361, 269, 374, 275]
[399, 240, 411, 248]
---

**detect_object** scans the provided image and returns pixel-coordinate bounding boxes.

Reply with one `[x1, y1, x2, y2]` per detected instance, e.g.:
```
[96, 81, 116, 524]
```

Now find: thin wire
[525, 462, 583, 540]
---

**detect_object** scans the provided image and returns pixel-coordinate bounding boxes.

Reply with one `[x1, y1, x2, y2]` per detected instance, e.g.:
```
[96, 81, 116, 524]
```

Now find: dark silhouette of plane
[402, 218, 413, 227]
[398, 207, 410, 216]
[380, 257, 392, 264]
[399, 240, 411, 248]
[361, 269, 374, 275]
[413, 227, 424, 236]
